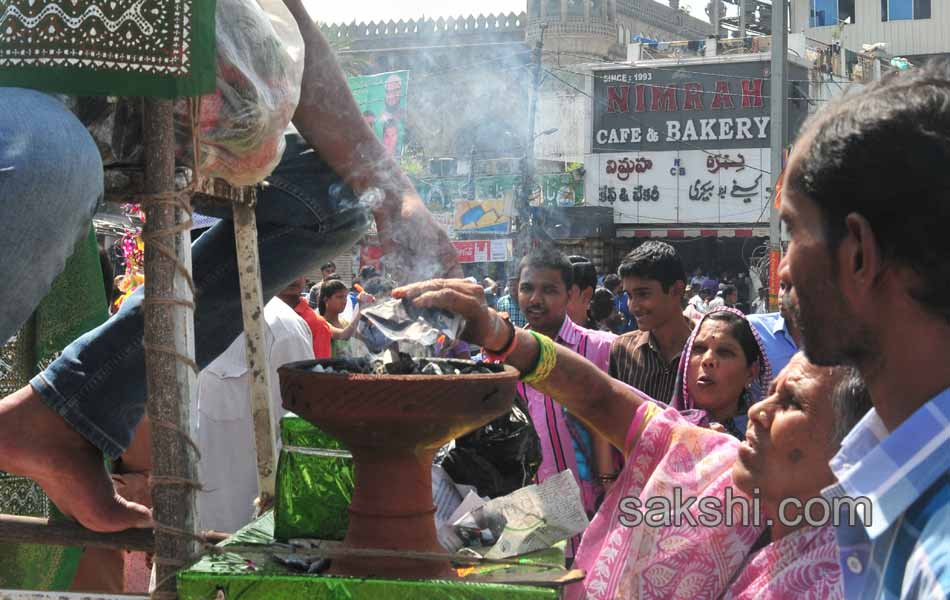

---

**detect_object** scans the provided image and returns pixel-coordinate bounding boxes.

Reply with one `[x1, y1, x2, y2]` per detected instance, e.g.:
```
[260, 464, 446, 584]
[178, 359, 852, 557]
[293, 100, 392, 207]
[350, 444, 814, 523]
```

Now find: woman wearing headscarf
[395, 280, 857, 600]
[671, 307, 772, 439]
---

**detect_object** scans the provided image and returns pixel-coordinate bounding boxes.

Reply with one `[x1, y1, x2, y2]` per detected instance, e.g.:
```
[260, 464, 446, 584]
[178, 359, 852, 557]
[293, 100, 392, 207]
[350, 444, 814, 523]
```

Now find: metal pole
[711, 0, 721, 37]
[517, 23, 546, 260]
[143, 99, 199, 599]
[739, 0, 747, 38]
[231, 194, 278, 509]
[768, 0, 788, 310]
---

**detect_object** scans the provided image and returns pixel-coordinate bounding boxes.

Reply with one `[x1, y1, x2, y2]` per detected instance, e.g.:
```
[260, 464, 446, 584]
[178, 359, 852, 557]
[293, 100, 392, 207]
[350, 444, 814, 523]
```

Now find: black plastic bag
[439, 394, 542, 498]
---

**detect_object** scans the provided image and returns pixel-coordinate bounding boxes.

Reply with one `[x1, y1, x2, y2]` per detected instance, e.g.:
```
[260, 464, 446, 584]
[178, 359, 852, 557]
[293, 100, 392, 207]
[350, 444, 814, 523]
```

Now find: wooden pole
[0, 514, 154, 552]
[142, 99, 199, 599]
[231, 195, 278, 507]
[0, 514, 228, 552]
[0, 591, 147, 600]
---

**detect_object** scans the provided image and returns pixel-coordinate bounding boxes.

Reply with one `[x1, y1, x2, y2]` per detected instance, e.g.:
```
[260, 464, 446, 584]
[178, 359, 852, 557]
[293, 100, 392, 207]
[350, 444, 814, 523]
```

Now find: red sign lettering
[683, 82, 704, 110]
[741, 79, 764, 108]
[607, 86, 629, 113]
[711, 80, 735, 110]
[651, 85, 678, 112]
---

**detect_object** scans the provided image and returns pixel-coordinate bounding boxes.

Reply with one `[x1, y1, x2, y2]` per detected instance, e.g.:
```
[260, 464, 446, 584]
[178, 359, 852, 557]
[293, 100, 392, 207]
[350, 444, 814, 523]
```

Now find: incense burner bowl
[278, 359, 518, 579]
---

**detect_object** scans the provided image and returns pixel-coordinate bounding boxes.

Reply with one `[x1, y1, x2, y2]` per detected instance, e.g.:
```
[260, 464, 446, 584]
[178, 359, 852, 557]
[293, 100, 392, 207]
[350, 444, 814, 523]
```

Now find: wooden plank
[142, 99, 199, 600]
[0, 515, 228, 552]
[231, 197, 278, 507]
[0, 590, 147, 600]
[0, 514, 153, 552]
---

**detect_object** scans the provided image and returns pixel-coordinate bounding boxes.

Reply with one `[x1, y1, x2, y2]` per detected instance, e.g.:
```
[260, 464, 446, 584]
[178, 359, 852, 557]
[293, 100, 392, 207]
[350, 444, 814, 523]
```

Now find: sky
[304, 0, 713, 26]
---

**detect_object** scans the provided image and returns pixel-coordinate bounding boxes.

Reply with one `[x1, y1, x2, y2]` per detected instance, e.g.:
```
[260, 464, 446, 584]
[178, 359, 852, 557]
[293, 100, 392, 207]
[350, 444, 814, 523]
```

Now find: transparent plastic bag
[175, 0, 305, 186]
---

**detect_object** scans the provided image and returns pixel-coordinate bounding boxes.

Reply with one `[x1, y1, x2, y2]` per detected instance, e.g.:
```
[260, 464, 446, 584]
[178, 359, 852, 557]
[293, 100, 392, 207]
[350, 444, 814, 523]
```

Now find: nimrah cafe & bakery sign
[591, 60, 807, 153]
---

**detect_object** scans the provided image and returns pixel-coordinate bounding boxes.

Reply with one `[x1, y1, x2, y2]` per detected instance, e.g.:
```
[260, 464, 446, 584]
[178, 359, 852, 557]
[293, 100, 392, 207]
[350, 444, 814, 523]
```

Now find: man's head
[359, 265, 379, 281]
[721, 285, 738, 307]
[382, 119, 399, 155]
[781, 62, 950, 366]
[321, 261, 336, 278]
[617, 241, 686, 332]
[362, 110, 376, 129]
[277, 276, 306, 308]
[385, 74, 403, 107]
[506, 274, 519, 297]
[518, 247, 573, 336]
[733, 353, 872, 505]
[567, 258, 598, 326]
[603, 273, 622, 296]
[777, 258, 801, 332]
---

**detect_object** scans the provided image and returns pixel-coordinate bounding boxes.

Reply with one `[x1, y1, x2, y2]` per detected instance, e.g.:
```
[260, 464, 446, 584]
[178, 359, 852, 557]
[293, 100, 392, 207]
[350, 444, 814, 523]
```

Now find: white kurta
[195, 297, 314, 534]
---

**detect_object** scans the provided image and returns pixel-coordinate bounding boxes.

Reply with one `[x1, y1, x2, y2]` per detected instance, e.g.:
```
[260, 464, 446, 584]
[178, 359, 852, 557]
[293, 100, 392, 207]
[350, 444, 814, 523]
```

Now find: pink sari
[568, 402, 763, 600]
[724, 523, 843, 600]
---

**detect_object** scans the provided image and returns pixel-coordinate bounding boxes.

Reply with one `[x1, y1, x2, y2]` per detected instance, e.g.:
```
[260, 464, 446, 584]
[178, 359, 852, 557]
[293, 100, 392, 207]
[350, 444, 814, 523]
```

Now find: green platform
[179, 512, 566, 599]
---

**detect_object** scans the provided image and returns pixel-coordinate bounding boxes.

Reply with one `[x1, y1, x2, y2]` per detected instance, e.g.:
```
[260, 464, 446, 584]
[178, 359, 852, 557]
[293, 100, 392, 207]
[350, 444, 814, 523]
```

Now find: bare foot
[0, 385, 152, 532]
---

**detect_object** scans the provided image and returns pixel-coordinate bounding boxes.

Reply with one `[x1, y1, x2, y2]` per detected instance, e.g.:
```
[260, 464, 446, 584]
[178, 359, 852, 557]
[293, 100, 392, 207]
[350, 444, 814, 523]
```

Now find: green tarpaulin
[0, 227, 110, 589]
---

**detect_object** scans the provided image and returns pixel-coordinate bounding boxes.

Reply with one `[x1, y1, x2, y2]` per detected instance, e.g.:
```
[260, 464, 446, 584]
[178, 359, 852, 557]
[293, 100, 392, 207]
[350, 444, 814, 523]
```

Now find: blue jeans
[0, 89, 370, 458]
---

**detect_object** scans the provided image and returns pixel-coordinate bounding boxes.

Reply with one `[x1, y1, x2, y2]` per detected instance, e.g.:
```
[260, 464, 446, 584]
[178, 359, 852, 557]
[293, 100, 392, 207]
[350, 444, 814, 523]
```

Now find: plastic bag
[175, 0, 305, 186]
[439, 394, 542, 499]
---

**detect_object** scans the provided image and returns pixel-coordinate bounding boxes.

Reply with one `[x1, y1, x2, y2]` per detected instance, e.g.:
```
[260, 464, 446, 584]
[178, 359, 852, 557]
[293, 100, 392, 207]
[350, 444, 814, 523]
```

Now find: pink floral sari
[568, 401, 763, 600]
[724, 522, 843, 600]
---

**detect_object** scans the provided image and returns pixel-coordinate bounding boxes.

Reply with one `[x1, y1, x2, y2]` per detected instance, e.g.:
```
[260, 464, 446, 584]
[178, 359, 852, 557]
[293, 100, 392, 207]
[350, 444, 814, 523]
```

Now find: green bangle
[521, 331, 558, 384]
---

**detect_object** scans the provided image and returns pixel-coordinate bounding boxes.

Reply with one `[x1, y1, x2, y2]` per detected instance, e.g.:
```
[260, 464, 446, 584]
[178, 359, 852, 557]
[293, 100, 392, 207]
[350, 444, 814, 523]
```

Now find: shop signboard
[591, 60, 808, 154]
[584, 149, 771, 224]
[453, 198, 512, 235]
[452, 239, 512, 264]
[415, 175, 583, 214]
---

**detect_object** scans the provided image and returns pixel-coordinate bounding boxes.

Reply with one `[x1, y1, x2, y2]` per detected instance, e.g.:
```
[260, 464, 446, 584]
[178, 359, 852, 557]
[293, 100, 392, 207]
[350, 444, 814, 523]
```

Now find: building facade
[792, 0, 949, 61]
[582, 50, 811, 274]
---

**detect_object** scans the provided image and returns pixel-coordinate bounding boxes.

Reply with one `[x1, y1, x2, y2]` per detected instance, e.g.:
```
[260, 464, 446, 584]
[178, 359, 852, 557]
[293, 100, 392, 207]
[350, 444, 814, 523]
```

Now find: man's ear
[841, 213, 882, 297]
[670, 280, 686, 299]
[582, 286, 594, 304]
[567, 284, 581, 303]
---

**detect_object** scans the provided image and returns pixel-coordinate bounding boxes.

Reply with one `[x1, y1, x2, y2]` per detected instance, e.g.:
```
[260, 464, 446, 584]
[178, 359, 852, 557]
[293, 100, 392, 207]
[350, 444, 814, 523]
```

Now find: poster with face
[347, 70, 410, 157]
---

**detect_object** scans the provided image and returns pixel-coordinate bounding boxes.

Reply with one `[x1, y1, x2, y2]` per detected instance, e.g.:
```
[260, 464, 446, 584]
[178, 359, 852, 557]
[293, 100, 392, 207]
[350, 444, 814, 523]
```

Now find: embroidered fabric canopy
[0, 0, 215, 97]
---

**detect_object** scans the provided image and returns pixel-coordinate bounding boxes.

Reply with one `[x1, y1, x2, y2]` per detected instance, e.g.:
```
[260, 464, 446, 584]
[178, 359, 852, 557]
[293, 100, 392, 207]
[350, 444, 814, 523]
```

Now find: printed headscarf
[670, 306, 772, 437]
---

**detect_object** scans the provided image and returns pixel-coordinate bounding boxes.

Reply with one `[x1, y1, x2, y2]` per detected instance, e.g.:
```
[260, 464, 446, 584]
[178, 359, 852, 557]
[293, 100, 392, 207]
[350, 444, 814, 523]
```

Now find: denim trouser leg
[31, 134, 370, 458]
[0, 88, 102, 344]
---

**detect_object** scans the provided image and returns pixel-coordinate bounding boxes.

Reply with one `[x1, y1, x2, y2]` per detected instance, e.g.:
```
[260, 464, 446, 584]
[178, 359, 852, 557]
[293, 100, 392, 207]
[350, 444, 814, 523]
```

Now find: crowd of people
[0, 1, 946, 596]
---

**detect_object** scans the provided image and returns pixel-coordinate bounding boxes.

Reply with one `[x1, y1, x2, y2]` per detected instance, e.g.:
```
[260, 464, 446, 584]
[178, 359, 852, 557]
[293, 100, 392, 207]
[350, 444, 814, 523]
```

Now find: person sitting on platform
[0, 0, 459, 533]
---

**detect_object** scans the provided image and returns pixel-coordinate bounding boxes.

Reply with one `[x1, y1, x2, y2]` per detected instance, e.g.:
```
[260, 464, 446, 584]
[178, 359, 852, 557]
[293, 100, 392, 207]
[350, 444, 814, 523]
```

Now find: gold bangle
[521, 331, 558, 384]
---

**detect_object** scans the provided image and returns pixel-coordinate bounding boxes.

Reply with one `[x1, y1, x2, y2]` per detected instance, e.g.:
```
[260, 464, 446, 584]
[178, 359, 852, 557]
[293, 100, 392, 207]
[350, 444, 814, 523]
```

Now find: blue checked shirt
[822, 389, 950, 599]
[495, 294, 526, 328]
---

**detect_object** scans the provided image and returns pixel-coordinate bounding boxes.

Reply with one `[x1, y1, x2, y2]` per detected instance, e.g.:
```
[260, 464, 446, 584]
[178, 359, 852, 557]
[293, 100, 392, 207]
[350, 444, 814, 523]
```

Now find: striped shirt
[822, 389, 950, 599]
[518, 317, 615, 556]
[608, 327, 688, 405]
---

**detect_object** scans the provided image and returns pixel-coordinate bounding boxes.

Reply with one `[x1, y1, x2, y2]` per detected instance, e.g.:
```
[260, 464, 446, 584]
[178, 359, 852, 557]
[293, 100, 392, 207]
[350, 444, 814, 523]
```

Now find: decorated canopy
[0, 0, 215, 97]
